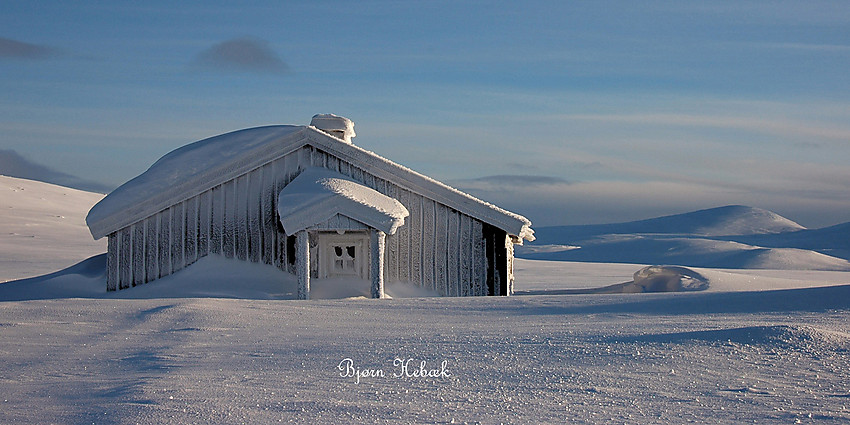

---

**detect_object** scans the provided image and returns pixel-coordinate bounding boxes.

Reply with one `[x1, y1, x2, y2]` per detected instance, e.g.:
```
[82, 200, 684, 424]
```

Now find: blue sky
[2, 1, 849, 227]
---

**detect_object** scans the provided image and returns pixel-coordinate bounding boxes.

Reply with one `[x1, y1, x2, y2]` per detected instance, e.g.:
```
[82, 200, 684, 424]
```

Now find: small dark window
[346, 246, 356, 259]
[335, 246, 343, 257]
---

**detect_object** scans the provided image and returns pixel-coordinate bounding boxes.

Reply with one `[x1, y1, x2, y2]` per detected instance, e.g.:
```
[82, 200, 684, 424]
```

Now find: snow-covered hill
[534, 205, 805, 244]
[522, 205, 850, 271]
[0, 175, 107, 281]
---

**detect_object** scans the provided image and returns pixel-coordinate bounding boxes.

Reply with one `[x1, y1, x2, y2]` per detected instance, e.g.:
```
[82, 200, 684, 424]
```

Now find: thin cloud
[452, 174, 573, 192]
[748, 42, 850, 52]
[555, 113, 850, 141]
[0, 37, 55, 60]
[192, 37, 289, 74]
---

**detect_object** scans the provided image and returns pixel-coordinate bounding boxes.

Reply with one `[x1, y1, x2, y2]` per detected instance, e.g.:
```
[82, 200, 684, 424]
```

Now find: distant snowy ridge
[522, 205, 850, 271]
[0, 149, 113, 193]
[534, 205, 805, 243]
[690, 205, 805, 236]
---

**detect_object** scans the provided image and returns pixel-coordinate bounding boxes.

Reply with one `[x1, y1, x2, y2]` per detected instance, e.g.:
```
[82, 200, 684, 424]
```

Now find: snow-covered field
[1, 177, 849, 424]
[3, 289, 849, 424]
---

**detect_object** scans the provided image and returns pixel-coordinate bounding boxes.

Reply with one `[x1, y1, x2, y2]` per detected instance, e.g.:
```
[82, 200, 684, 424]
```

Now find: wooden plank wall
[106, 144, 503, 296]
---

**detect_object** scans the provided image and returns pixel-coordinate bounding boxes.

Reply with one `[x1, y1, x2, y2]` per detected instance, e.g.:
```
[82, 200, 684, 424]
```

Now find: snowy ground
[1, 177, 849, 424]
[2, 286, 849, 424]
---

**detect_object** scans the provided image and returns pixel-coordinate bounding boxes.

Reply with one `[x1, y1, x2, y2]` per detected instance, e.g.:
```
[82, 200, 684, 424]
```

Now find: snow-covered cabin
[86, 114, 534, 299]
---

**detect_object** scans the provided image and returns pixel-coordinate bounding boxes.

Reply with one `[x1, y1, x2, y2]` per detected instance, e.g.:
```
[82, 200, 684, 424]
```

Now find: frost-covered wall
[106, 144, 514, 296]
[106, 145, 309, 290]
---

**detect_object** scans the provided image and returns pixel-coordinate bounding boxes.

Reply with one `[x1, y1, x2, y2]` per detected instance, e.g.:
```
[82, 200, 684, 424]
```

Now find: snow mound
[631, 265, 709, 292]
[516, 264, 710, 295]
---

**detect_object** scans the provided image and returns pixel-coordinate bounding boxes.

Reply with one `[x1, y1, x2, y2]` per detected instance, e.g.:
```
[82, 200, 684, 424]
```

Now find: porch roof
[278, 167, 409, 235]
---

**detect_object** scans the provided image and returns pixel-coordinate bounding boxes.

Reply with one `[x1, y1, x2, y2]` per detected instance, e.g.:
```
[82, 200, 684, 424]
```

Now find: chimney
[310, 114, 356, 143]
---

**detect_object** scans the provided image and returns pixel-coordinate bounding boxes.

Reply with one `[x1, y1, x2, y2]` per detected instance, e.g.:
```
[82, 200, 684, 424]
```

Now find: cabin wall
[106, 144, 514, 296]
[303, 146, 503, 297]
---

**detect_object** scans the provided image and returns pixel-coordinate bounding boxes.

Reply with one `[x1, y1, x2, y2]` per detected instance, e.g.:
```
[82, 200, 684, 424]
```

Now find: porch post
[296, 230, 310, 300]
[370, 229, 386, 299]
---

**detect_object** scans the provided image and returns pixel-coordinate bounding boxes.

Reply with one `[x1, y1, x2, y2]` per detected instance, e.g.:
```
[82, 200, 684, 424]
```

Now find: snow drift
[630, 265, 709, 292]
[0, 254, 439, 301]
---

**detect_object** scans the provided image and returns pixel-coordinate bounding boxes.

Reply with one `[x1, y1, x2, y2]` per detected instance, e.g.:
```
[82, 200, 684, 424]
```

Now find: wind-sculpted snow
[516, 265, 709, 295]
[631, 265, 709, 292]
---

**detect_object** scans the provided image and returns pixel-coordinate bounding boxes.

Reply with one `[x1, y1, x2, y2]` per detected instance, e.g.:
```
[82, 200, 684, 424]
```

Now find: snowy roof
[278, 168, 408, 235]
[87, 121, 533, 241]
[86, 126, 305, 238]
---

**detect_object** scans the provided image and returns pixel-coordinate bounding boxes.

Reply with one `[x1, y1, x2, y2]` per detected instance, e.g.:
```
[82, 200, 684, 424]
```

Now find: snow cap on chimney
[310, 114, 356, 143]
